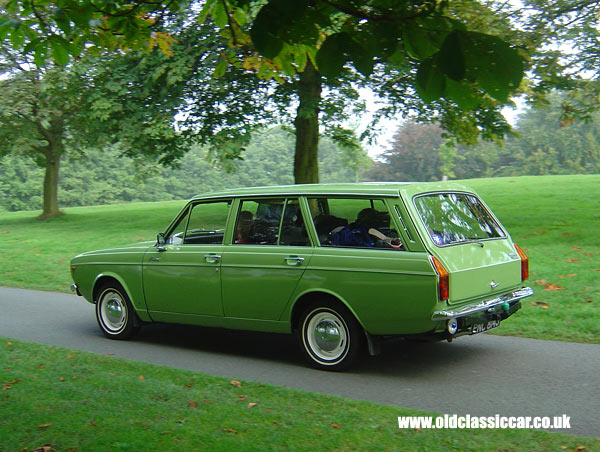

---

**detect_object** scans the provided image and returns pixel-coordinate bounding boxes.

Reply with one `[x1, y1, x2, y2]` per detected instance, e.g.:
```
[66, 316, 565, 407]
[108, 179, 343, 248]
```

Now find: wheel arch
[93, 273, 134, 305]
[289, 289, 366, 333]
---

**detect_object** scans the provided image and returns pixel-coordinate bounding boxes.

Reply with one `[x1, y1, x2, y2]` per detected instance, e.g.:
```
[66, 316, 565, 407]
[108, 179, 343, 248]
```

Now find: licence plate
[471, 319, 500, 334]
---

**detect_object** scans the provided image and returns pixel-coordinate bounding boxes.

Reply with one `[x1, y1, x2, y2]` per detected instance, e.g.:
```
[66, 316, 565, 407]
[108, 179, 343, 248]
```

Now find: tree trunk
[294, 61, 322, 184]
[37, 121, 64, 220]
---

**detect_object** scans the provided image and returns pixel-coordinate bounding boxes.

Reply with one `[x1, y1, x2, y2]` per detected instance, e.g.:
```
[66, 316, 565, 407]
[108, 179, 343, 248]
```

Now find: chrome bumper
[70, 284, 82, 296]
[431, 287, 533, 321]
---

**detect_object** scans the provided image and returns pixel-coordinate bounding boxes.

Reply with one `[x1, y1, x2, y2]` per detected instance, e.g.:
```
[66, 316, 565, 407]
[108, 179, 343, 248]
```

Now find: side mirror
[156, 233, 167, 251]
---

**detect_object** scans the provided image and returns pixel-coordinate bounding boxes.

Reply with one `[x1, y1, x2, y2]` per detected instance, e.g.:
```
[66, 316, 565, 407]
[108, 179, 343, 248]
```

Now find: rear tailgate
[403, 188, 525, 305]
[432, 239, 522, 304]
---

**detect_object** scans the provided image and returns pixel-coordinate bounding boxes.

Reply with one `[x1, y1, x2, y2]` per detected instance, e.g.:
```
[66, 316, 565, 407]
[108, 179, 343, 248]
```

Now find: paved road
[1, 286, 598, 437]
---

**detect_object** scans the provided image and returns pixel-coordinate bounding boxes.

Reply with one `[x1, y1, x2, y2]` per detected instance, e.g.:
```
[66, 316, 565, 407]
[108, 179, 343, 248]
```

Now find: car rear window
[414, 192, 505, 246]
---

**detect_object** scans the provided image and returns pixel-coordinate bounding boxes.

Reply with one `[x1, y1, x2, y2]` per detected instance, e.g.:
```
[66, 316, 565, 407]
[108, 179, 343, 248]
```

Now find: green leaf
[438, 31, 465, 81]
[387, 47, 406, 66]
[416, 57, 445, 103]
[212, 1, 228, 29]
[49, 36, 70, 66]
[316, 33, 347, 78]
[403, 17, 453, 60]
[250, 4, 284, 59]
[445, 79, 480, 110]
[346, 40, 374, 77]
[460, 32, 523, 102]
[214, 59, 228, 78]
[233, 7, 246, 26]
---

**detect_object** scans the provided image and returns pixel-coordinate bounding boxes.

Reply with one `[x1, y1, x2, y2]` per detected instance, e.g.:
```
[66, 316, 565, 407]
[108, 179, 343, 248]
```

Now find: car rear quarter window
[414, 192, 505, 246]
[308, 197, 404, 250]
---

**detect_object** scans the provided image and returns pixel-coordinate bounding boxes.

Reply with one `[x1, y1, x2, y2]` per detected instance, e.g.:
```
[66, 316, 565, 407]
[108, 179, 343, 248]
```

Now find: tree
[520, 1, 600, 122]
[1, 0, 527, 186]
[365, 121, 445, 182]
[0, 54, 89, 218]
[0, 41, 195, 218]
[482, 92, 600, 176]
[0, 126, 369, 212]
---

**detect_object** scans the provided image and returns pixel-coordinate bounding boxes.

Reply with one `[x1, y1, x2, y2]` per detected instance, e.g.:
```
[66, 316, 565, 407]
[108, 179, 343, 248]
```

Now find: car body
[70, 182, 533, 370]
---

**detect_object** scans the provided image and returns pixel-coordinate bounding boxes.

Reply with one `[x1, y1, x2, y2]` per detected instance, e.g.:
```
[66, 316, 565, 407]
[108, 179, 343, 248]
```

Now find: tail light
[431, 256, 449, 301]
[514, 244, 529, 281]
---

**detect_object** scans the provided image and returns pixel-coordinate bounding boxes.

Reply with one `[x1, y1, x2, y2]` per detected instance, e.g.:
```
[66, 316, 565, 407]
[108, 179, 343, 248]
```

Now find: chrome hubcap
[314, 319, 341, 352]
[100, 290, 127, 333]
[305, 310, 348, 363]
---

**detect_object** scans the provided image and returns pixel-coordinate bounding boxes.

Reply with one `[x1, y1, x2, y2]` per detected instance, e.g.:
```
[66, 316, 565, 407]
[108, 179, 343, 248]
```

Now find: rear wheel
[95, 282, 140, 340]
[297, 300, 364, 371]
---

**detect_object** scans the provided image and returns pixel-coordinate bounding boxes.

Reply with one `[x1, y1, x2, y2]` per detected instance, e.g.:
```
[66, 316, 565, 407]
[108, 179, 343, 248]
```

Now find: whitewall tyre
[95, 282, 140, 340]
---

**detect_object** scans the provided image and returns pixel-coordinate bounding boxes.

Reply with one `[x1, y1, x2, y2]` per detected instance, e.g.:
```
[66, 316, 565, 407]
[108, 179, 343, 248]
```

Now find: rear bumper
[431, 287, 533, 321]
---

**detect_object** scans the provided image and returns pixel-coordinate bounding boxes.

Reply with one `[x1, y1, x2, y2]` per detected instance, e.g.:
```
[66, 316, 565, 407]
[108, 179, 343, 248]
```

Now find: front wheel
[297, 301, 364, 371]
[95, 282, 140, 340]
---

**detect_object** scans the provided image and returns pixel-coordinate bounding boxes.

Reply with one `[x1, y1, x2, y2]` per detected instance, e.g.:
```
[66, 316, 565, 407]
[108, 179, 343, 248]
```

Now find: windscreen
[414, 193, 505, 246]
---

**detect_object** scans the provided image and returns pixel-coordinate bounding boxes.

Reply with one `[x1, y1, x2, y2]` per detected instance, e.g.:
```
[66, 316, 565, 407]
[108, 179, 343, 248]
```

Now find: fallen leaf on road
[230, 380, 242, 388]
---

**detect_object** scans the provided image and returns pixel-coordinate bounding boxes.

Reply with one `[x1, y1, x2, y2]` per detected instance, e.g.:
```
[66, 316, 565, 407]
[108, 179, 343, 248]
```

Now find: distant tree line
[366, 93, 600, 182]
[0, 127, 365, 212]
[2, 94, 599, 213]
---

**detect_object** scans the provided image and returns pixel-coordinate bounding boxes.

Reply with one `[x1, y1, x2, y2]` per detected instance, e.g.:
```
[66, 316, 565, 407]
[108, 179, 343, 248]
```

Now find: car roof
[190, 181, 475, 201]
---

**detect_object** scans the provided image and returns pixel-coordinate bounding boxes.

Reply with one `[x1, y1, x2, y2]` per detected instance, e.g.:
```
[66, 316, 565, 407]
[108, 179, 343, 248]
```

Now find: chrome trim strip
[431, 287, 533, 320]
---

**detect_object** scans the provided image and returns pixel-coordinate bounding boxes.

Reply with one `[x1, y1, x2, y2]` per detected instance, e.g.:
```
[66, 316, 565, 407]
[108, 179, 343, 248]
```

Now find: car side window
[279, 199, 310, 246]
[165, 208, 189, 245]
[234, 198, 310, 246]
[308, 197, 404, 250]
[182, 201, 231, 245]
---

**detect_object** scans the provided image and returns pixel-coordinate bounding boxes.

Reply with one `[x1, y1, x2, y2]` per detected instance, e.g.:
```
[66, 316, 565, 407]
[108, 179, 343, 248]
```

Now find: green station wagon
[70, 182, 533, 370]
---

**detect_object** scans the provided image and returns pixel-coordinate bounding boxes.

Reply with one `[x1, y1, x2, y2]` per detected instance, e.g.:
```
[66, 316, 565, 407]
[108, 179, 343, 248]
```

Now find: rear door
[411, 191, 522, 304]
[220, 198, 314, 320]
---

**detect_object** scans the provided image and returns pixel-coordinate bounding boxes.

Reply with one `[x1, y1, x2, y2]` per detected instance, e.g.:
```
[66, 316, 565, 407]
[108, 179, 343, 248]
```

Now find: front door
[143, 200, 232, 319]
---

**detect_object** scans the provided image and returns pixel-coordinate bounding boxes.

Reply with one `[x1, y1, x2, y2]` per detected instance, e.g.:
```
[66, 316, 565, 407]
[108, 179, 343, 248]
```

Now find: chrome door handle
[204, 254, 221, 264]
[150, 257, 160, 262]
[284, 257, 304, 266]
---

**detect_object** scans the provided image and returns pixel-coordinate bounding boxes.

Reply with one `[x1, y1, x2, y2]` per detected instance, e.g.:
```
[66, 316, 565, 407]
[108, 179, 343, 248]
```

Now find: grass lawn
[0, 175, 598, 343]
[1, 338, 599, 452]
